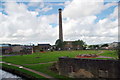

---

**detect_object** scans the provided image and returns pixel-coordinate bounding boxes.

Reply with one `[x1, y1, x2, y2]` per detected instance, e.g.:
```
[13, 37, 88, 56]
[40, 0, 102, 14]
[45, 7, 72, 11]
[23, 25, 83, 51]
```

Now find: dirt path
[23, 61, 57, 65]
[2, 62, 58, 80]
[97, 56, 113, 58]
[97, 51, 104, 55]
[96, 51, 114, 59]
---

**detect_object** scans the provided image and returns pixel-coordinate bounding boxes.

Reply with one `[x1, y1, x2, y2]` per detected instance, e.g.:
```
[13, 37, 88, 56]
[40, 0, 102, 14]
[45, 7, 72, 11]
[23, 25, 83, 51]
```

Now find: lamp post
[30, 43, 34, 54]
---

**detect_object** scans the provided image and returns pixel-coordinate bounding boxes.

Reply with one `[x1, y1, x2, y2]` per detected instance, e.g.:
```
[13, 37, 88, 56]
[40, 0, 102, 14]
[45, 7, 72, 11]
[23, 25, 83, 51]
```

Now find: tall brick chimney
[59, 8, 63, 41]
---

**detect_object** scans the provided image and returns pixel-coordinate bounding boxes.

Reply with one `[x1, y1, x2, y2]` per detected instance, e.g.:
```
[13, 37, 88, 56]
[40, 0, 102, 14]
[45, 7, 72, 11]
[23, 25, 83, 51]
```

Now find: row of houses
[108, 42, 119, 49]
[87, 42, 119, 50]
[33, 44, 52, 52]
[0, 42, 119, 54]
[0, 44, 52, 54]
[63, 41, 84, 50]
[0, 44, 33, 55]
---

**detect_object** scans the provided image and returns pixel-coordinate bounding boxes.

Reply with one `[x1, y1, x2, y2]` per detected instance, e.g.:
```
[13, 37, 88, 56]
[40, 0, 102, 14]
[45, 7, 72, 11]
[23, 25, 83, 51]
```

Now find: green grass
[0, 55, 2, 61]
[2, 50, 118, 65]
[0, 58, 2, 61]
[99, 50, 118, 59]
[2, 50, 104, 65]
[2, 63, 70, 80]
[2, 50, 118, 79]
[24, 63, 70, 80]
[2, 63, 47, 79]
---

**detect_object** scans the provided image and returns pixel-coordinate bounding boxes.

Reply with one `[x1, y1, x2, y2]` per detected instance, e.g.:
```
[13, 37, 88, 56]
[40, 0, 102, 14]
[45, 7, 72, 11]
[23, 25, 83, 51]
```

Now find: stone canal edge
[1, 62, 59, 80]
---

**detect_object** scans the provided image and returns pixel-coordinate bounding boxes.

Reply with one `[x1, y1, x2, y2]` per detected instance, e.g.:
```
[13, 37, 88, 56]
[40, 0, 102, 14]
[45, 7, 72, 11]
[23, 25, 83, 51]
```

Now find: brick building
[33, 44, 51, 52]
[64, 41, 83, 50]
[0, 44, 12, 54]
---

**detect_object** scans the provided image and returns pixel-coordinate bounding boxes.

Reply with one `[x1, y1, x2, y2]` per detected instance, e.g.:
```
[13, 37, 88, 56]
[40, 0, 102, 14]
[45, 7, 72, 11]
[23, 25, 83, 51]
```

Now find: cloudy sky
[0, 0, 119, 45]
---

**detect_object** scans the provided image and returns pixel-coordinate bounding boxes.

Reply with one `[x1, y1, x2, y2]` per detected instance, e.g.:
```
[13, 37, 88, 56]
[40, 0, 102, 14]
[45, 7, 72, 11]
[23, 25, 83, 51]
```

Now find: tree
[72, 40, 85, 46]
[94, 45, 99, 48]
[89, 45, 99, 49]
[55, 39, 64, 50]
[101, 44, 109, 47]
[72, 40, 86, 49]
[89, 45, 93, 49]
[63, 41, 67, 46]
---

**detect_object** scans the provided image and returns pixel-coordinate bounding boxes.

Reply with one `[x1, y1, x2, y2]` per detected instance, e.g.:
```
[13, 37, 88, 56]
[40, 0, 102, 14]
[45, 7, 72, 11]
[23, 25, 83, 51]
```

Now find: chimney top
[58, 8, 62, 11]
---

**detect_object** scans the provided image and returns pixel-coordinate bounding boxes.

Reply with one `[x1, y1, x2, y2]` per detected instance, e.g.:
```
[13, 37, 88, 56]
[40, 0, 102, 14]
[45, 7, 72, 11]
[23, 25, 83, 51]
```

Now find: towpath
[2, 62, 59, 80]
[23, 61, 57, 65]
[96, 51, 114, 59]
[97, 51, 104, 55]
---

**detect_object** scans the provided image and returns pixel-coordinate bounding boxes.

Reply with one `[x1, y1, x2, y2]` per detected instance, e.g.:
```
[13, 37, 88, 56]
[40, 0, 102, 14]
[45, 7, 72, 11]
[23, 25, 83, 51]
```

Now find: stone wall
[58, 57, 120, 78]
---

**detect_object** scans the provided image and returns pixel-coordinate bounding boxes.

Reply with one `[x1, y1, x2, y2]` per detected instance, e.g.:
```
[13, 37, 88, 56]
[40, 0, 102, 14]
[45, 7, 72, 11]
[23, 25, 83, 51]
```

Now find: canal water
[0, 69, 23, 80]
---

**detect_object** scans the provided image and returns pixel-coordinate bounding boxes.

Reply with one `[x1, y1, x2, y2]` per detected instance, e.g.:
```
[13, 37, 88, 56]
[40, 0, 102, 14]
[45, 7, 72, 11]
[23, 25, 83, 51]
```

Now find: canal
[0, 69, 23, 80]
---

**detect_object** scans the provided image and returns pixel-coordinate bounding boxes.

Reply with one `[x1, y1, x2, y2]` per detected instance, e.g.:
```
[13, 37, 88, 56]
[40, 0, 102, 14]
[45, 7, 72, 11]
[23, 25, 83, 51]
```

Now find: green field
[2, 50, 118, 79]
[2, 63, 46, 79]
[2, 50, 118, 65]
[99, 50, 118, 58]
[24, 63, 70, 79]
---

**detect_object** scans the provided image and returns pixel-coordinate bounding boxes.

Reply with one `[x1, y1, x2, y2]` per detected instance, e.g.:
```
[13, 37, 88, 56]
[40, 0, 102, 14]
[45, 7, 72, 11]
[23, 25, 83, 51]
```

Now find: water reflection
[0, 69, 22, 80]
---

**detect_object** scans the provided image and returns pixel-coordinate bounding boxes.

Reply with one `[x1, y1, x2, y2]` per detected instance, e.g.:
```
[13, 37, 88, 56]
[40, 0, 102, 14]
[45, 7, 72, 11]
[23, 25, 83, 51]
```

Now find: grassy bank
[24, 63, 69, 79]
[2, 63, 71, 80]
[2, 50, 117, 65]
[2, 50, 118, 79]
[99, 50, 118, 58]
[2, 63, 47, 79]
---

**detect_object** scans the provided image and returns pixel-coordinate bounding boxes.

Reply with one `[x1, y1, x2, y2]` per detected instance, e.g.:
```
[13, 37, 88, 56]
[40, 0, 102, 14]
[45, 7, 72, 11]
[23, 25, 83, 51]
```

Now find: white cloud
[41, 7, 53, 12]
[63, 0, 102, 19]
[28, 2, 44, 8]
[109, 6, 118, 19]
[0, 2, 57, 45]
[62, 0, 118, 44]
[0, 0, 118, 45]
[36, 6, 53, 13]
[63, 0, 117, 19]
